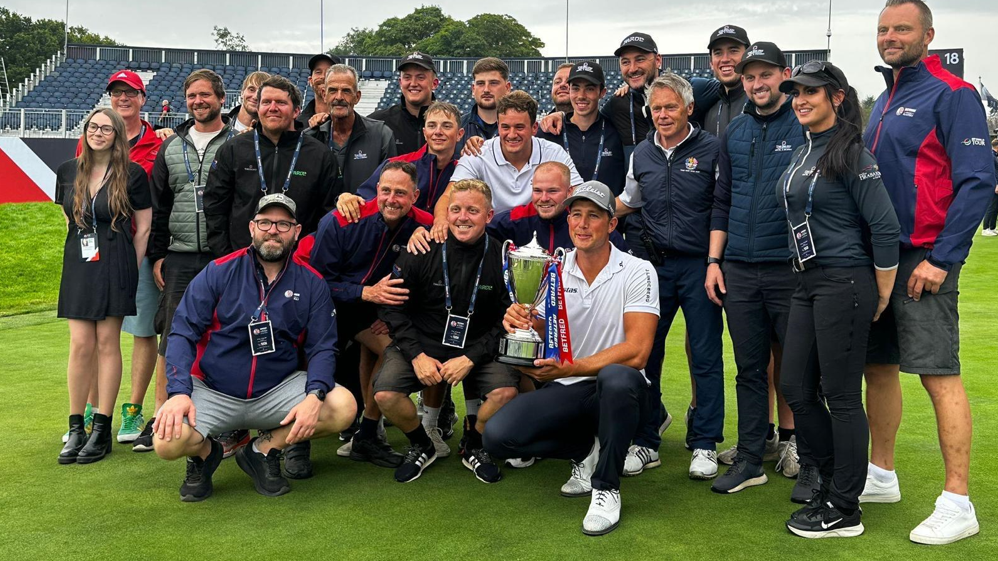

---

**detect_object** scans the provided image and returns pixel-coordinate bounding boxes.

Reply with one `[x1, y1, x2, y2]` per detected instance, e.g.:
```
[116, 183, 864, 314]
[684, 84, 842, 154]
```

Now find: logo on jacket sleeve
[858, 164, 882, 181]
[962, 138, 986, 146]
[774, 141, 794, 152]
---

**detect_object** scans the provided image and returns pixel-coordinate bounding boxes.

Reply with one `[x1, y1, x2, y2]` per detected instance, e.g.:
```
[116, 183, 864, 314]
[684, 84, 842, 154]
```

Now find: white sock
[941, 491, 972, 511]
[251, 439, 264, 455]
[869, 462, 896, 483]
[422, 406, 441, 431]
[465, 399, 481, 417]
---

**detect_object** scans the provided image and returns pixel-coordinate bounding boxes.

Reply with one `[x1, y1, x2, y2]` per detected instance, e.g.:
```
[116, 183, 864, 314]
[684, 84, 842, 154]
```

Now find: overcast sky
[8, 0, 998, 100]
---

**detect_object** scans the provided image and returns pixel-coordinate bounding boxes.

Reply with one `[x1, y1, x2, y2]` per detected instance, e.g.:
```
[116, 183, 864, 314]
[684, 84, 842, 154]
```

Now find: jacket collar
[875, 54, 937, 92]
[744, 95, 796, 123]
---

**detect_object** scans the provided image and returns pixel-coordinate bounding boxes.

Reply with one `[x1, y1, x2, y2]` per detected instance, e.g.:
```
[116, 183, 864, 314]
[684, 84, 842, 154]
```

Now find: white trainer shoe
[505, 457, 536, 468]
[428, 427, 450, 458]
[561, 439, 599, 498]
[717, 445, 739, 465]
[776, 435, 800, 478]
[718, 432, 779, 466]
[336, 439, 352, 457]
[858, 470, 901, 503]
[582, 488, 621, 536]
[982, 229, 997, 237]
[690, 449, 718, 480]
[909, 495, 980, 545]
[658, 412, 673, 436]
[623, 444, 661, 476]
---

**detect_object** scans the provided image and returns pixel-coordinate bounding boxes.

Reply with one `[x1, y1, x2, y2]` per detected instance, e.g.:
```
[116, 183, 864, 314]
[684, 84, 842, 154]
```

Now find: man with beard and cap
[703, 25, 751, 137]
[550, 62, 575, 115]
[299, 53, 341, 126]
[152, 193, 357, 502]
[705, 41, 813, 499]
[459, 57, 512, 154]
[226, 71, 270, 134]
[136, 70, 235, 454]
[305, 64, 396, 197]
[370, 52, 439, 155]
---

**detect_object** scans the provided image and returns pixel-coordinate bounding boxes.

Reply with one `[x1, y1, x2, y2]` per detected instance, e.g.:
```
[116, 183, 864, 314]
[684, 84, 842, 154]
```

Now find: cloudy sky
[8, 0, 998, 100]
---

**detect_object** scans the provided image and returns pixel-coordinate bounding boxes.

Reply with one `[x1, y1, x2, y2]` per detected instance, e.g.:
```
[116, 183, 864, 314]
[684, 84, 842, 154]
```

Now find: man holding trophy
[373, 179, 518, 485]
[484, 181, 659, 536]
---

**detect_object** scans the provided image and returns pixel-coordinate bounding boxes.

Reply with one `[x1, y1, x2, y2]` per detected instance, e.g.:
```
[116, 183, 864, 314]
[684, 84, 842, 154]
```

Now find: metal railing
[0, 108, 190, 138]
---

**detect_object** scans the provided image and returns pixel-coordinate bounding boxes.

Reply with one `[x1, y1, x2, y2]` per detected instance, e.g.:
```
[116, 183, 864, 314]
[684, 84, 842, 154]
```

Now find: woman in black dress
[57, 108, 152, 464]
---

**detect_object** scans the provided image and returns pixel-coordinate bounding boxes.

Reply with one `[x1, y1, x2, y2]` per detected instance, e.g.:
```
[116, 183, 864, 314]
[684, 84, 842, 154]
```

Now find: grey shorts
[186, 371, 307, 438]
[866, 248, 962, 375]
[122, 257, 161, 337]
[373, 346, 519, 398]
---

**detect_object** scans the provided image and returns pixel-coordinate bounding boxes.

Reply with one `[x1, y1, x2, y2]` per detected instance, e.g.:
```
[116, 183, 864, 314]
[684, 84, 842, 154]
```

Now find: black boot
[77, 413, 113, 464]
[58, 415, 88, 465]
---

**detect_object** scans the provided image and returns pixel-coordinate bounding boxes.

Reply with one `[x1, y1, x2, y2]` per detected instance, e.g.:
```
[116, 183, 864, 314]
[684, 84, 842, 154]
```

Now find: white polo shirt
[541, 244, 660, 386]
[450, 137, 583, 213]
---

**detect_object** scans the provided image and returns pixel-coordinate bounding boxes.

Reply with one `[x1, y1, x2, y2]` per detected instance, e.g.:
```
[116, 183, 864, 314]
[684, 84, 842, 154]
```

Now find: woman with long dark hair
[775, 62, 900, 538]
[56, 108, 152, 464]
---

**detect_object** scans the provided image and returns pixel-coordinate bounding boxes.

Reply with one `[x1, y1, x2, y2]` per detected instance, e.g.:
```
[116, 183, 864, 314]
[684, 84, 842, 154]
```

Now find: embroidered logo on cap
[746, 46, 766, 57]
[717, 26, 736, 36]
[576, 62, 594, 72]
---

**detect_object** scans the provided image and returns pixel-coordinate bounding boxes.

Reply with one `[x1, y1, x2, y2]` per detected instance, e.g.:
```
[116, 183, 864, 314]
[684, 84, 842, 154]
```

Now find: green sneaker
[117, 403, 144, 443]
[63, 403, 93, 443]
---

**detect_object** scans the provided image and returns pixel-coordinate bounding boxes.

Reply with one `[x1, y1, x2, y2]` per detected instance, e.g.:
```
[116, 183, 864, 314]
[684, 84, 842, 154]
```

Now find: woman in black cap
[776, 61, 900, 538]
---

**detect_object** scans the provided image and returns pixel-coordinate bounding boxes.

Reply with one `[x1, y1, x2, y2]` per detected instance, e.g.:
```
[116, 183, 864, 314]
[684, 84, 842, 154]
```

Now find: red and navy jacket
[308, 200, 434, 305]
[165, 246, 337, 399]
[488, 203, 628, 253]
[863, 55, 994, 270]
[356, 145, 457, 212]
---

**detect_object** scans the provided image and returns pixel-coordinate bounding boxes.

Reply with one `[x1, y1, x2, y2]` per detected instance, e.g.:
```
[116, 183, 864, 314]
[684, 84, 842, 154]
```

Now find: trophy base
[497, 329, 544, 367]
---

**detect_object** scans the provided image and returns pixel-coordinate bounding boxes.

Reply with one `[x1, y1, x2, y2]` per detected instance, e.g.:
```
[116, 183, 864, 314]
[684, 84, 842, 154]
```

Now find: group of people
[52, 0, 993, 543]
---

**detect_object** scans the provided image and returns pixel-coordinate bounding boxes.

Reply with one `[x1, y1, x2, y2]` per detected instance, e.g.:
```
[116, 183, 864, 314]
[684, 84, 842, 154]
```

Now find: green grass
[0, 203, 995, 559]
[0, 203, 66, 316]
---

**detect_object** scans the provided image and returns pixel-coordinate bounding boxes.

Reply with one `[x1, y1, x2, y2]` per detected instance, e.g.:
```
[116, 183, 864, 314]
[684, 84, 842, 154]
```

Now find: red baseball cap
[106, 70, 146, 94]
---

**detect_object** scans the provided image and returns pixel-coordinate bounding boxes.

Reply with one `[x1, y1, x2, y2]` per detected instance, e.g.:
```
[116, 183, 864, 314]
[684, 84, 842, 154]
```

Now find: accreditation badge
[79, 232, 100, 262]
[442, 313, 470, 349]
[248, 319, 276, 356]
[791, 220, 817, 262]
[194, 184, 206, 213]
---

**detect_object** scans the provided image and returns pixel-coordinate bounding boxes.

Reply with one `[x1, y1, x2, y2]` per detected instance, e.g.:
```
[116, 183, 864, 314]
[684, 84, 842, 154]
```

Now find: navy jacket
[458, 106, 499, 155]
[488, 203, 628, 253]
[165, 247, 336, 399]
[538, 113, 627, 196]
[309, 200, 434, 305]
[627, 126, 720, 256]
[357, 145, 458, 213]
[712, 98, 804, 262]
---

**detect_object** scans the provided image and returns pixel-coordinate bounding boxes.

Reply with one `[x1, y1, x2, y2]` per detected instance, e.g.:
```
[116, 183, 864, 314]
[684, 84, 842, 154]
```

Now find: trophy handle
[553, 247, 566, 263]
[502, 240, 516, 305]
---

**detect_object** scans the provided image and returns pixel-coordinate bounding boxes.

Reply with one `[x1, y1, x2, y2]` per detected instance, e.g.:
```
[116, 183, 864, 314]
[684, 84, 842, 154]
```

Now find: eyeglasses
[86, 123, 116, 135]
[253, 219, 296, 233]
[109, 89, 141, 98]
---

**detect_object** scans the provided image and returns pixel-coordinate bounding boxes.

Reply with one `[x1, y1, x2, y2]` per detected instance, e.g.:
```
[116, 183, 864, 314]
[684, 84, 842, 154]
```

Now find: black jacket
[458, 105, 499, 155]
[304, 111, 397, 196]
[203, 125, 337, 257]
[368, 95, 434, 155]
[703, 83, 747, 138]
[538, 113, 627, 196]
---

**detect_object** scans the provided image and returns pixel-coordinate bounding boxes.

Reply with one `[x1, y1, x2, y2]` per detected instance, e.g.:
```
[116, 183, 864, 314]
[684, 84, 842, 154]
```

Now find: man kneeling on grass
[484, 181, 659, 536]
[153, 194, 356, 502]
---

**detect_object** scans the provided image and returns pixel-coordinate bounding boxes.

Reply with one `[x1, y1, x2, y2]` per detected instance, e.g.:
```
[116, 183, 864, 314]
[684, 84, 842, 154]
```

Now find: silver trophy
[497, 233, 564, 366]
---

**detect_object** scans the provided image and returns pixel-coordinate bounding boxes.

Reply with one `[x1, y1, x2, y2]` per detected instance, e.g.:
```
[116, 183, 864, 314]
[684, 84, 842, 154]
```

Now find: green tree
[861, 94, 876, 127]
[1, 7, 119, 88]
[212, 26, 249, 52]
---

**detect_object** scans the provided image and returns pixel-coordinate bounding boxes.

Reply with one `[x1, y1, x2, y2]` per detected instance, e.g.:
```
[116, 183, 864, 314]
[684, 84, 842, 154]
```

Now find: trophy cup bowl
[498, 234, 554, 366]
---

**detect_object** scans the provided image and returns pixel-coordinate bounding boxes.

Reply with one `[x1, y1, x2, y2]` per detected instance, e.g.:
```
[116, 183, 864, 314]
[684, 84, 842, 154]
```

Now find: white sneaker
[859, 470, 901, 503]
[505, 457, 536, 468]
[561, 439, 599, 498]
[690, 449, 718, 480]
[428, 427, 450, 458]
[717, 445, 739, 466]
[763, 432, 780, 461]
[982, 229, 997, 237]
[582, 488, 621, 536]
[776, 436, 800, 478]
[658, 412, 673, 436]
[336, 439, 352, 457]
[623, 445, 661, 476]
[909, 495, 980, 545]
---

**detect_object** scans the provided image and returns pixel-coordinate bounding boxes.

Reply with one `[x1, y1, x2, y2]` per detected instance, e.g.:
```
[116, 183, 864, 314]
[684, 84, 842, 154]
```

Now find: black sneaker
[394, 444, 437, 483]
[711, 458, 768, 494]
[282, 440, 313, 479]
[786, 501, 864, 538]
[350, 435, 404, 468]
[180, 438, 223, 502]
[132, 418, 155, 453]
[461, 447, 502, 484]
[791, 464, 822, 504]
[234, 439, 291, 497]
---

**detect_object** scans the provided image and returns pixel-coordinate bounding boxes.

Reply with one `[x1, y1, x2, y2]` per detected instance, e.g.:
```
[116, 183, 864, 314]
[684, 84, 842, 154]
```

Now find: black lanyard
[254, 129, 304, 194]
[563, 119, 605, 181]
[87, 166, 112, 232]
[442, 235, 489, 316]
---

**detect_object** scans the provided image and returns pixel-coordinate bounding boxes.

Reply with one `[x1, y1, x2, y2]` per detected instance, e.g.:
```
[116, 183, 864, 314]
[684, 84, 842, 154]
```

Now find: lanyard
[628, 91, 637, 145]
[563, 119, 605, 181]
[442, 235, 489, 316]
[254, 129, 304, 194]
[181, 140, 197, 184]
[87, 166, 112, 232]
[783, 167, 821, 219]
[250, 254, 291, 322]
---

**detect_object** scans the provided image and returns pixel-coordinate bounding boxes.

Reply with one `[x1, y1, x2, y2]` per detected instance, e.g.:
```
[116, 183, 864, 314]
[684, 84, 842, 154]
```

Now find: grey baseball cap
[256, 193, 297, 219]
[564, 181, 616, 217]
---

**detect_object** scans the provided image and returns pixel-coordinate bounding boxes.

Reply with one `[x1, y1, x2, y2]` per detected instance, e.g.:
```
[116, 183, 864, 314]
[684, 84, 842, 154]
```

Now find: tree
[330, 7, 543, 58]
[212, 26, 249, 52]
[861, 94, 877, 127]
[0, 7, 119, 87]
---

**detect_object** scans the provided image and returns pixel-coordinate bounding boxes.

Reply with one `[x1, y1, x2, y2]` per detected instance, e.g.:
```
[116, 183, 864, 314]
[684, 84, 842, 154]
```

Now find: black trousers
[983, 194, 998, 230]
[483, 365, 650, 491]
[780, 265, 877, 511]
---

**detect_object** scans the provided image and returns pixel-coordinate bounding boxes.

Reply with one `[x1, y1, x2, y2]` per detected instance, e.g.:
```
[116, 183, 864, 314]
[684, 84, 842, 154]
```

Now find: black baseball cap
[734, 42, 788, 73]
[398, 51, 435, 72]
[708, 25, 751, 50]
[614, 32, 658, 56]
[308, 53, 341, 72]
[256, 193, 297, 220]
[568, 61, 605, 88]
[779, 61, 850, 94]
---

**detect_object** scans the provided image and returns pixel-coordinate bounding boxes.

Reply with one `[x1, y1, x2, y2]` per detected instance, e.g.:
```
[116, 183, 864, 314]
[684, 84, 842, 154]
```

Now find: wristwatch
[307, 388, 327, 401]
[707, 256, 723, 266]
